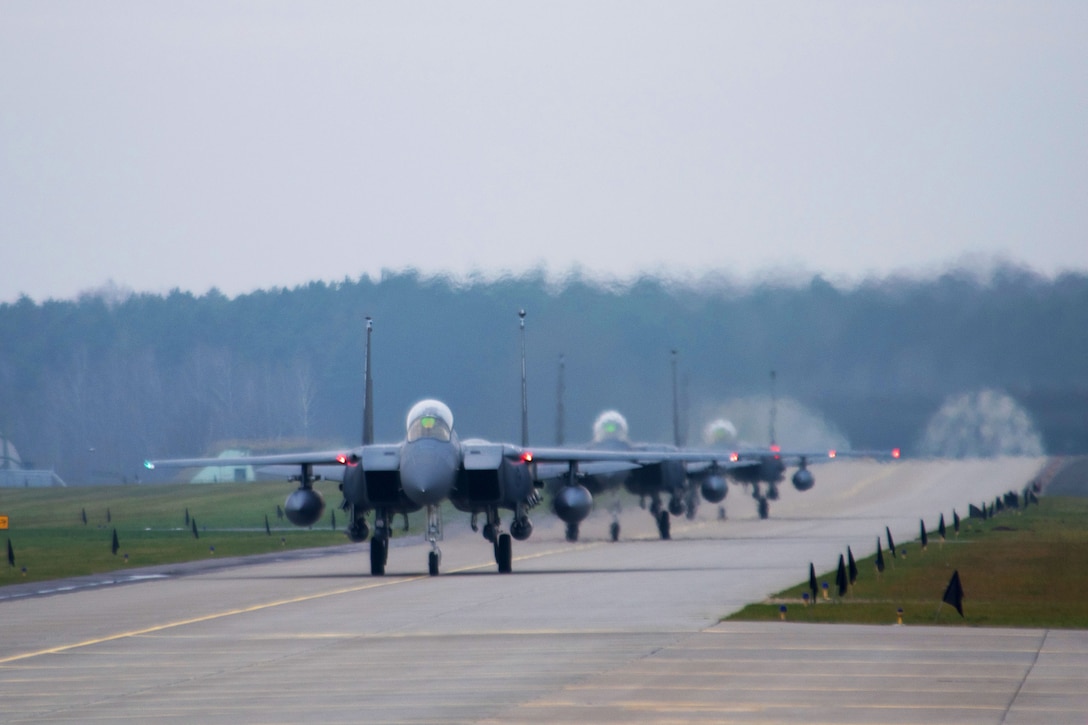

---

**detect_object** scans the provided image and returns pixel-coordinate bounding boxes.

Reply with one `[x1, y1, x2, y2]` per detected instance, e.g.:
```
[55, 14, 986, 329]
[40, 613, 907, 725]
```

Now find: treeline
[1, 265, 1086, 484]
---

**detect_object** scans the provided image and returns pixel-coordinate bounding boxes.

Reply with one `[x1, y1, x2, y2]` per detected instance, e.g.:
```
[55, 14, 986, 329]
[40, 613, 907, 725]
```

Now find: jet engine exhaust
[285, 487, 325, 527]
[553, 484, 593, 525]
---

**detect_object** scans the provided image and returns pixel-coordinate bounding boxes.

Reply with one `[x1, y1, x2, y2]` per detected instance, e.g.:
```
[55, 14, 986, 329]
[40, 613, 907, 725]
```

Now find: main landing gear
[650, 496, 671, 540]
[608, 498, 622, 542]
[751, 482, 778, 520]
[370, 509, 390, 576]
[656, 509, 671, 539]
[479, 507, 512, 573]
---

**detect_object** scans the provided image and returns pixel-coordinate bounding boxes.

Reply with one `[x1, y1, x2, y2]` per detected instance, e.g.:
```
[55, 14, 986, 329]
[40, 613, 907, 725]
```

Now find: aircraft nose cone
[400, 440, 458, 506]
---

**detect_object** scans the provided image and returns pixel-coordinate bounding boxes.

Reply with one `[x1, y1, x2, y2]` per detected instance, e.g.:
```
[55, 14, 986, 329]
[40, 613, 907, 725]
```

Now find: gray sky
[2, 1, 1085, 303]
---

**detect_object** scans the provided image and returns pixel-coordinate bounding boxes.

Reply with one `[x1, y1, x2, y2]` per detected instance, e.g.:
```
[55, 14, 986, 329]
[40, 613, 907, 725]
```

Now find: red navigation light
[770, 443, 781, 453]
[521, 451, 534, 463]
[828, 449, 837, 458]
[336, 454, 348, 464]
[730, 452, 739, 462]
[892, 448, 901, 459]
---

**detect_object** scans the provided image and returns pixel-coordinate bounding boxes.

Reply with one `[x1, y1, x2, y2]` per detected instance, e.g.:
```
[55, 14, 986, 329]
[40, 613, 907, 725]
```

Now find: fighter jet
[696, 372, 900, 519]
[145, 316, 736, 576]
[545, 365, 900, 537]
[566, 409, 692, 541]
[544, 353, 703, 542]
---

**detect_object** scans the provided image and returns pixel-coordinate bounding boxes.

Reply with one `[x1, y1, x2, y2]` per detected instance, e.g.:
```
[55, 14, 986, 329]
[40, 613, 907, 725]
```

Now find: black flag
[847, 546, 858, 585]
[809, 562, 818, 603]
[265, 514, 271, 536]
[7, 538, 13, 567]
[938, 513, 946, 540]
[191, 518, 199, 539]
[835, 554, 847, 596]
[968, 503, 983, 519]
[953, 510, 960, 533]
[942, 570, 965, 617]
[920, 519, 928, 550]
[875, 538, 885, 573]
[886, 527, 896, 558]
[331, 510, 336, 530]
[185, 507, 190, 526]
[276, 505, 284, 520]
[111, 528, 119, 555]
[106, 508, 111, 523]
[81, 508, 87, 525]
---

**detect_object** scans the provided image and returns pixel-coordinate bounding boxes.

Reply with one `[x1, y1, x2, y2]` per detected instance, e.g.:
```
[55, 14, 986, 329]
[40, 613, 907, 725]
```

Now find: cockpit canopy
[703, 418, 738, 446]
[593, 410, 629, 442]
[406, 399, 454, 442]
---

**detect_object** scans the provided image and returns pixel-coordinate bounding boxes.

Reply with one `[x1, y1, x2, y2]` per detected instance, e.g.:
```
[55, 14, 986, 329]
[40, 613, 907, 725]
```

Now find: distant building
[0, 437, 66, 488]
[189, 449, 256, 484]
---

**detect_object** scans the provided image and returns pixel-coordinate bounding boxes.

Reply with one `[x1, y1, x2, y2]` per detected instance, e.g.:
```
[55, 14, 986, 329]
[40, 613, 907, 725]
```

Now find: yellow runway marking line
[840, 465, 900, 499]
[0, 576, 425, 665]
[0, 542, 595, 665]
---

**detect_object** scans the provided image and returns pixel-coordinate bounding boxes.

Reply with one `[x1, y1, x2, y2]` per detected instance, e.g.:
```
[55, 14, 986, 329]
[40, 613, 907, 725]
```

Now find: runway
[2, 457, 1086, 723]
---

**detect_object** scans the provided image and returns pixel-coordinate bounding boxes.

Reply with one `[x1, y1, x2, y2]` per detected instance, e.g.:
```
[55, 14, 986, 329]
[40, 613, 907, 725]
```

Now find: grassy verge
[727, 496, 1088, 628]
[0, 481, 381, 585]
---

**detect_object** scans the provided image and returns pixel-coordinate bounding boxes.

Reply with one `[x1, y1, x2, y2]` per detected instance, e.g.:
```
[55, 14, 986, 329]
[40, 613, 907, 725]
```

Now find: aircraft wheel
[428, 550, 440, 577]
[497, 534, 512, 573]
[758, 497, 769, 520]
[370, 538, 386, 576]
[565, 523, 579, 542]
[610, 521, 620, 542]
[656, 510, 671, 540]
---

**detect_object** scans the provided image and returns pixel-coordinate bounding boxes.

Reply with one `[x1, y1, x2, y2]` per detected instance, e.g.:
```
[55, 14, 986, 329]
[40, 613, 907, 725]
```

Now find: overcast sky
[2, 2, 1085, 303]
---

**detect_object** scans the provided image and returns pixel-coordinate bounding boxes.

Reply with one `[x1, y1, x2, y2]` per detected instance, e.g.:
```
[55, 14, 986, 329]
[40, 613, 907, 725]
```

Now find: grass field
[0, 480, 376, 584]
[727, 496, 1088, 628]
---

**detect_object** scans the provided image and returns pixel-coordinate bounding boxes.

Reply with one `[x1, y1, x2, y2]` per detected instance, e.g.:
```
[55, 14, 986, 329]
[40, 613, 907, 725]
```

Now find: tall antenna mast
[768, 369, 777, 447]
[555, 354, 566, 445]
[362, 316, 373, 445]
[519, 309, 529, 447]
[671, 350, 681, 448]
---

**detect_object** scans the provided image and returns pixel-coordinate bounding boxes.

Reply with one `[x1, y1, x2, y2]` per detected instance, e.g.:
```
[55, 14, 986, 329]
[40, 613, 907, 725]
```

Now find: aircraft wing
[514, 445, 742, 467]
[532, 460, 642, 480]
[144, 448, 360, 471]
[729, 447, 901, 465]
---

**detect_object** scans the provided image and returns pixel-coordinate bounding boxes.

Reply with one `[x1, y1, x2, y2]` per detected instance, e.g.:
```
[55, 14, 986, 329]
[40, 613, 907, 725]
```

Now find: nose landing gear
[426, 504, 442, 576]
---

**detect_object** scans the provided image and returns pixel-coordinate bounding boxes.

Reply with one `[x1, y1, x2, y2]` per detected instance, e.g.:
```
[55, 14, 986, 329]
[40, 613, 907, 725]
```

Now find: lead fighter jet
[145, 315, 743, 576]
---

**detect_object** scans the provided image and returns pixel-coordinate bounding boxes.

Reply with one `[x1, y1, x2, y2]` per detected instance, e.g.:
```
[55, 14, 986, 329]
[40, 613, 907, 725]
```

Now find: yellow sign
[0, 516, 8, 530]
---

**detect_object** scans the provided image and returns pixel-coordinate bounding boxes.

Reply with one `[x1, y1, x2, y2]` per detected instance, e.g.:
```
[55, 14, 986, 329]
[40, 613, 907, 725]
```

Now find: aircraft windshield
[593, 410, 629, 442]
[406, 399, 454, 442]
